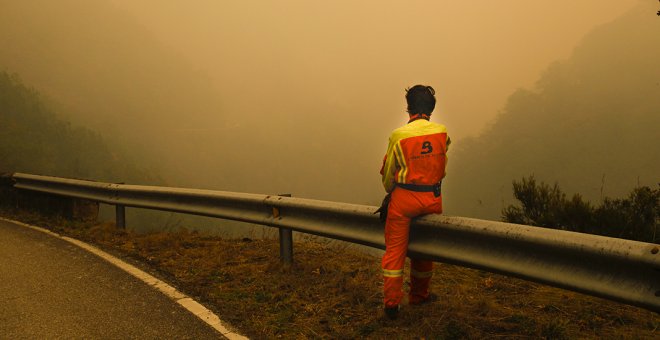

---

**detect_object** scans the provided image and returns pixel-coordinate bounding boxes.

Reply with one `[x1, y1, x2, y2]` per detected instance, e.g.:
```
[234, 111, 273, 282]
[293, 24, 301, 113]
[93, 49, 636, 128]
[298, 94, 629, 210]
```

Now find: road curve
[0, 218, 228, 339]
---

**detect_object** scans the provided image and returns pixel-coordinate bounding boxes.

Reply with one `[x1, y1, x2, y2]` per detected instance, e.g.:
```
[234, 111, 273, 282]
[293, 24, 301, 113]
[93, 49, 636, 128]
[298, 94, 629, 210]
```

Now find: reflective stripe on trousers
[382, 187, 442, 307]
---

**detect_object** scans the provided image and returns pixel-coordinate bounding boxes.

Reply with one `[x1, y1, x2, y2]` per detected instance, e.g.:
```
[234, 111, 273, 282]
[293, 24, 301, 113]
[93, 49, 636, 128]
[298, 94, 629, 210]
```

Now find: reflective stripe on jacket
[380, 119, 450, 193]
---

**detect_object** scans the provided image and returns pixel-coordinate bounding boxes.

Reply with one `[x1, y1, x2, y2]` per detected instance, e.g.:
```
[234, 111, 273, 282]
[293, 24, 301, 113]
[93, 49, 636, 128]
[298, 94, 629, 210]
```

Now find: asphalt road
[0, 219, 222, 339]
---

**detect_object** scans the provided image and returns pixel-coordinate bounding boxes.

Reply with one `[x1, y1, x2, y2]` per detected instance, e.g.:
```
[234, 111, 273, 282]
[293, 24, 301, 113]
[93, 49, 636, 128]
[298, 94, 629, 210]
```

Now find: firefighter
[379, 84, 450, 319]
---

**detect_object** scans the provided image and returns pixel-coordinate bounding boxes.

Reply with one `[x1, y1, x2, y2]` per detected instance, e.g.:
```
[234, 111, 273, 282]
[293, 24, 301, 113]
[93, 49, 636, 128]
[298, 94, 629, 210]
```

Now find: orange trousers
[382, 187, 442, 307]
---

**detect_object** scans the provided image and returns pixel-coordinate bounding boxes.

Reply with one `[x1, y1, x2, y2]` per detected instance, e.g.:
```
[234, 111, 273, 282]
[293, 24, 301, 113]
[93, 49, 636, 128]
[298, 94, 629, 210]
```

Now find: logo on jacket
[421, 141, 433, 155]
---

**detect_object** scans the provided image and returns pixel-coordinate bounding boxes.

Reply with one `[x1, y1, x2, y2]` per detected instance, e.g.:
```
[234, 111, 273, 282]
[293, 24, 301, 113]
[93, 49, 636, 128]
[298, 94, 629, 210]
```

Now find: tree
[0, 71, 159, 184]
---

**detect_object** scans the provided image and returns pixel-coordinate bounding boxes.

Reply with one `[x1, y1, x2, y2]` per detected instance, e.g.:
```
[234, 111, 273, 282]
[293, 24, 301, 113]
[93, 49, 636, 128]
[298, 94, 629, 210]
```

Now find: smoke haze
[1, 0, 656, 220]
[106, 0, 639, 137]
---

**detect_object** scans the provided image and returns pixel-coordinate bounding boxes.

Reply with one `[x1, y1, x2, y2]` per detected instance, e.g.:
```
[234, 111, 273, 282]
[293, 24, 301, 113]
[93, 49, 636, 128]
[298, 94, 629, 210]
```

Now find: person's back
[379, 85, 450, 319]
[382, 118, 448, 190]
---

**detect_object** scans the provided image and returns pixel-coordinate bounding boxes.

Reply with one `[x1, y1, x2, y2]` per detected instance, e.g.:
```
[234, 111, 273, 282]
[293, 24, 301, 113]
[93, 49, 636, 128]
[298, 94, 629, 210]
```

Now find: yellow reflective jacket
[380, 119, 450, 193]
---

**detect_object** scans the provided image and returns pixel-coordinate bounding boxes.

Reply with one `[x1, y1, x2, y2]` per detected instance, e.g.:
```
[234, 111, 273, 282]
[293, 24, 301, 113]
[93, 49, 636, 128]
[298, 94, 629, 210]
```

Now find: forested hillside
[444, 4, 660, 219]
[0, 71, 157, 183]
[0, 0, 223, 188]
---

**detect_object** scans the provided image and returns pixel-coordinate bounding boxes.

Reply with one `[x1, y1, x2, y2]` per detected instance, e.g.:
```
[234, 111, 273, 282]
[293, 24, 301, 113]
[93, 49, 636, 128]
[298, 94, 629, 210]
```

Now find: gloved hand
[374, 193, 392, 223]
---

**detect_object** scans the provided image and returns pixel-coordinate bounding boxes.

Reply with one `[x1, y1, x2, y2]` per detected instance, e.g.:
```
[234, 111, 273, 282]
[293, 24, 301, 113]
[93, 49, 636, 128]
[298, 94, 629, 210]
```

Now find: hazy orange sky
[0, 0, 656, 219]
[107, 0, 639, 139]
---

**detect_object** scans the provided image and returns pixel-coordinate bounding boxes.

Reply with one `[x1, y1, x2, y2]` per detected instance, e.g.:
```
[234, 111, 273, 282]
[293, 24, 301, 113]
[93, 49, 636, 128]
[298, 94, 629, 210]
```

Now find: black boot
[384, 305, 400, 320]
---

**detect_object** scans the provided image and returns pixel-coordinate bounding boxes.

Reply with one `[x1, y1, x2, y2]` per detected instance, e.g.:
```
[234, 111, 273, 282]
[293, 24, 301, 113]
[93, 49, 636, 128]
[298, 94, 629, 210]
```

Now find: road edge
[0, 217, 249, 340]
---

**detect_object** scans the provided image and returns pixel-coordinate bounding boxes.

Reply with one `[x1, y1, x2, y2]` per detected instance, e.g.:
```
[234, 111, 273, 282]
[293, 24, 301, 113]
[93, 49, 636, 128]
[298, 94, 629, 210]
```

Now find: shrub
[502, 176, 658, 243]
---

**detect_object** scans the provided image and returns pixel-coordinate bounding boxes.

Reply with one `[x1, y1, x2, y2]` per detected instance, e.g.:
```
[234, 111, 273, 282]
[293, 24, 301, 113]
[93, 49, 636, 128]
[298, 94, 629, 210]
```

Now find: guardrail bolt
[115, 204, 126, 229]
[277, 194, 293, 266]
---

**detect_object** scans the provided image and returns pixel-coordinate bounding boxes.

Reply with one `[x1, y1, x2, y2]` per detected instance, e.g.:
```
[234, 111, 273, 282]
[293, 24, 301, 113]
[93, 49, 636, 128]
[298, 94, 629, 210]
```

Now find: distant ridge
[0, 71, 157, 184]
[0, 0, 224, 184]
[445, 3, 660, 219]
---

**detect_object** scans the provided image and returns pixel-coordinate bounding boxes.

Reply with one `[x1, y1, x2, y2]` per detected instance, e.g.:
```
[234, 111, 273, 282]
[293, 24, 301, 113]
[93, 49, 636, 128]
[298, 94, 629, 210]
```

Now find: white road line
[0, 217, 249, 340]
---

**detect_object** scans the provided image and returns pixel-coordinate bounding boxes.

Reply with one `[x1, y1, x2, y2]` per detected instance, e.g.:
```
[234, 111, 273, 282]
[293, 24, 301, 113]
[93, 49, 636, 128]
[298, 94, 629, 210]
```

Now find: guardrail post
[115, 204, 126, 229]
[277, 194, 293, 265]
[279, 228, 293, 265]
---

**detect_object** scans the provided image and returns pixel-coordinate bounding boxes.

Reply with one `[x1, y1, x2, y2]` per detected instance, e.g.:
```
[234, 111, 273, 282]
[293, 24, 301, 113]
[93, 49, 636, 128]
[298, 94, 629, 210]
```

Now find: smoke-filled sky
[107, 0, 638, 139]
[2, 0, 655, 215]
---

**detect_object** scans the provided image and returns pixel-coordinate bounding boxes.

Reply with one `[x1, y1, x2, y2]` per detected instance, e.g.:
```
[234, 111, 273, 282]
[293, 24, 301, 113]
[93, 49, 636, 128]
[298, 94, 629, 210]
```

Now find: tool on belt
[374, 193, 392, 223]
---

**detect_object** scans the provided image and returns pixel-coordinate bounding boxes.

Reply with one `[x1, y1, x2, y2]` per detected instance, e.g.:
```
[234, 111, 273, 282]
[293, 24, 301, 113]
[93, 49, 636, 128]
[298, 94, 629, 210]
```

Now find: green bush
[503, 176, 658, 243]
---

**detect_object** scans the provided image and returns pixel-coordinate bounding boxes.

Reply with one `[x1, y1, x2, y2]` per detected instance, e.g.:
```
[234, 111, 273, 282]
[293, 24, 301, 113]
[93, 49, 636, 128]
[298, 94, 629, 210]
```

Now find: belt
[396, 182, 442, 197]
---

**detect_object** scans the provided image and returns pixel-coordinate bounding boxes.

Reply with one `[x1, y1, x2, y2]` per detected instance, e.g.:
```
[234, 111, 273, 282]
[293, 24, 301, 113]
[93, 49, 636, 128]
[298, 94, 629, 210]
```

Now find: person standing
[379, 85, 450, 319]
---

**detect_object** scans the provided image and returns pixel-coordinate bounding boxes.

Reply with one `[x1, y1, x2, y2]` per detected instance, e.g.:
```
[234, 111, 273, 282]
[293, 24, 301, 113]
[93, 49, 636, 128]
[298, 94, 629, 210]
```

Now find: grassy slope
[2, 209, 657, 339]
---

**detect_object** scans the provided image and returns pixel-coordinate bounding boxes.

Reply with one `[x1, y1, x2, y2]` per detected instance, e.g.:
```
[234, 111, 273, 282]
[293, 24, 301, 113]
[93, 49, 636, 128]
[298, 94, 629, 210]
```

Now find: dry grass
[3, 209, 659, 339]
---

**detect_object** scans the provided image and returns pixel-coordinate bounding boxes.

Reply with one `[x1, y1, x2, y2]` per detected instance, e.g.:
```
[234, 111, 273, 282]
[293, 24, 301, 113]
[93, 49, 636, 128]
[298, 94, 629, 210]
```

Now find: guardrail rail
[10, 172, 660, 313]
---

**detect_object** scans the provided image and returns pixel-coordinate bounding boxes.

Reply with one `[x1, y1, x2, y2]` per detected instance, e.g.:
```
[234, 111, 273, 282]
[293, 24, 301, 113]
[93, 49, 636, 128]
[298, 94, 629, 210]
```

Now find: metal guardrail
[11, 172, 660, 313]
